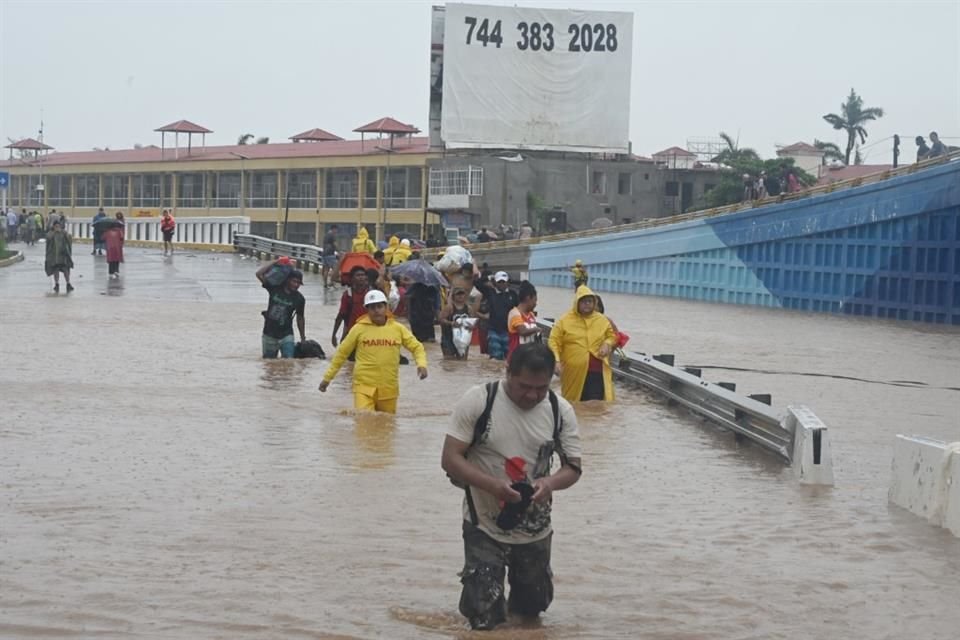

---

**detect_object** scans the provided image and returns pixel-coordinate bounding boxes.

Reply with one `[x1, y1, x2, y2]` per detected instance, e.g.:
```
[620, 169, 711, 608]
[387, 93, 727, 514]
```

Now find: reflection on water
[1, 253, 959, 639]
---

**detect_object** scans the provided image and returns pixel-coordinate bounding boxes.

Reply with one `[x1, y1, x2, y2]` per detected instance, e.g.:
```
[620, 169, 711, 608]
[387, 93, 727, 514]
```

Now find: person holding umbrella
[102, 212, 126, 279]
[390, 258, 449, 343]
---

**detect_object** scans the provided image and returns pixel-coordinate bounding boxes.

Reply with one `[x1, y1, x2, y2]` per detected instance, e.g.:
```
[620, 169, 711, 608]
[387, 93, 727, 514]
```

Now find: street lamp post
[376, 146, 394, 243]
[228, 152, 249, 217]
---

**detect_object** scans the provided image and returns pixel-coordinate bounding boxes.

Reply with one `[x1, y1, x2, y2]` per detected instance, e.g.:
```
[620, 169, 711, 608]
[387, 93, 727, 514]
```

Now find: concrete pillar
[315, 169, 323, 244]
[356, 168, 363, 237]
[420, 164, 428, 239]
[127, 174, 134, 217]
[375, 166, 383, 243]
[98, 174, 104, 211]
[171, 174, 178, 216]
[70, 175, 76, 215]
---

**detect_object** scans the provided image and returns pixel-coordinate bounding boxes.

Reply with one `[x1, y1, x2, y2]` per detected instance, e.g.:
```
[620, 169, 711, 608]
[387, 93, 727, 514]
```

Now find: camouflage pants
[458, 520, 554, 630]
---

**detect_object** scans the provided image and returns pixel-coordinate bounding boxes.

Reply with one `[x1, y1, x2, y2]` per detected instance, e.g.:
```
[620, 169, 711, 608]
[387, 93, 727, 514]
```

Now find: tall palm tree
[712, 131, 759, 165]
[822, 89, 884, 166]
[237, 133, 253, 145]
[255, 136, 269, 145]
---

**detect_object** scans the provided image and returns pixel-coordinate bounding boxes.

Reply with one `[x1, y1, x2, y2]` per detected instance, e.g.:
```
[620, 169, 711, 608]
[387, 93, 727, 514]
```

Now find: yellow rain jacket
[392, 243, 412, 264]
[383, 236, 400, 264]
[322, 314, 427, 399]
[351, 227, 376, 254]
[548, 285, 617, 402]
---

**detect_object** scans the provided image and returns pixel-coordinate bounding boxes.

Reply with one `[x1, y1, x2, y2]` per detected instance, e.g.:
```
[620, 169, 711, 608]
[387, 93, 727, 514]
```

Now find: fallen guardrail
[234, 234, 326, 271]
[538, 319, 834, 485]
[889, 435, 960, 538]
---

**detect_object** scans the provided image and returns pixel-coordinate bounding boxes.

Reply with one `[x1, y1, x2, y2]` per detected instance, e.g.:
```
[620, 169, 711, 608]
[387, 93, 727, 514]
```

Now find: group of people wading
[256, 228, 620, 631]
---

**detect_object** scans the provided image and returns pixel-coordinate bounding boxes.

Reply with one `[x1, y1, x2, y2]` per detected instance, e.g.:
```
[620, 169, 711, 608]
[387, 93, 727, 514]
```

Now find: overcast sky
[1, 0, 957, 163]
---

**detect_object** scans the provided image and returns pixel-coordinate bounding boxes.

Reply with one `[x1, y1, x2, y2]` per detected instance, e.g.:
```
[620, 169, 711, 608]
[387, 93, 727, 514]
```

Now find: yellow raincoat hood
[548, 285, 616, 402]
[351, 227, 376, 254]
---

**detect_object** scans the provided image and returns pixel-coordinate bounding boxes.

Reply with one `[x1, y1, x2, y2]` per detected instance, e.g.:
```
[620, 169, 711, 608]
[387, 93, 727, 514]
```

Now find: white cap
[363, 289, 388, 306]
[400, 238, 410, 247]
[494, 271, 509, 282]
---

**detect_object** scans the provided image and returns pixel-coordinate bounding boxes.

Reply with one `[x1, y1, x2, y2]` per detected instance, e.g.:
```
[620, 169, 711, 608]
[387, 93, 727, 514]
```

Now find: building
[1, 118, 441, 245]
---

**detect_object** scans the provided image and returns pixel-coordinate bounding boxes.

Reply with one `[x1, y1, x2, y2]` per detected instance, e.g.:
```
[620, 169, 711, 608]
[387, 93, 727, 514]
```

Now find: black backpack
[457, 381, 563, 526]
[293, 339, 326, 359]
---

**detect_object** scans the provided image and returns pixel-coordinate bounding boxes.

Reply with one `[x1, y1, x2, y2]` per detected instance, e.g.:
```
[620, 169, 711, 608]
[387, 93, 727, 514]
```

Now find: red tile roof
[652, 146, 696, 157]
[5, 138, 53, 150]
[289, 128, 343, 142]
[0, 137, 431, 168]
[154, 120, 213, 134]
[778, 141, 821, 155]
[353, 117, 420, 134]
[816, 164, 893, 185]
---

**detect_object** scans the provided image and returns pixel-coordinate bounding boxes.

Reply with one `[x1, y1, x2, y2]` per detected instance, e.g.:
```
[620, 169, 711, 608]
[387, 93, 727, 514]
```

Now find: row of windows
[6, 169, 423, 209]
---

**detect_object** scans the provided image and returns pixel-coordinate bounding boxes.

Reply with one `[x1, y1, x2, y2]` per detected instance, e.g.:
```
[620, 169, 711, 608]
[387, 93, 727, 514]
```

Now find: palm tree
[822, 89, 884, 166]
[237, 133, 253, 145]
[255, 136, 269, 145]
[712, 131, 760, 165]
[814, 139, 844, 165]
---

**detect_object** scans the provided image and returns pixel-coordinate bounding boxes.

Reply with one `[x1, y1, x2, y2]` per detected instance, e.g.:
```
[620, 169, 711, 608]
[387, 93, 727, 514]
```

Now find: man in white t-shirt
[441, 343, 583, 631]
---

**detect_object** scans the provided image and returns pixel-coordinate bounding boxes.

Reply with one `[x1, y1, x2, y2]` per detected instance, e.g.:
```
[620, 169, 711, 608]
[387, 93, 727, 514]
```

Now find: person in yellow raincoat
[393, 238, 413, 264]
[548, 285, 617, 402]
[319, 289, 428, 413]
[351, 226, 377, 254]
[383, 235, 400, 264]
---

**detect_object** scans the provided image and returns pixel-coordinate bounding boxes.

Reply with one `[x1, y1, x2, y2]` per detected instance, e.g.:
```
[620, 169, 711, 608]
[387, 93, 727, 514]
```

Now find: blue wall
[529, 161, 960, 324]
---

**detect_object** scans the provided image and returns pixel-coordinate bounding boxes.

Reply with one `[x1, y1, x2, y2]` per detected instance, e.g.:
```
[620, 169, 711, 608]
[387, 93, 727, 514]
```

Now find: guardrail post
[783, 405, 834, 485]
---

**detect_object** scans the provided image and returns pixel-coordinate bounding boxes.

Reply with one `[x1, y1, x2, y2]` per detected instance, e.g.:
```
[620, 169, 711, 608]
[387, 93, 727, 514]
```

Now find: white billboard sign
[441, 2, 633, 153]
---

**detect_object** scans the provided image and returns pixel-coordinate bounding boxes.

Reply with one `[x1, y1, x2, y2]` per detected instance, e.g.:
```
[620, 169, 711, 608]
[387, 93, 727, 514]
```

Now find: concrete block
[889, 435, 960, 538]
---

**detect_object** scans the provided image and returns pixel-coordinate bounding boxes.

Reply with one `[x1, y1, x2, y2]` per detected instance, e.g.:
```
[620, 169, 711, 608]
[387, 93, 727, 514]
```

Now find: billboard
[440, 2, 633, 153]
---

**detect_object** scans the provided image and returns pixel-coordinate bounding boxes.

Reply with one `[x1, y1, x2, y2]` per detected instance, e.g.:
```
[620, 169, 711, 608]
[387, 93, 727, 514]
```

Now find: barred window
[429, 166, 483, 196]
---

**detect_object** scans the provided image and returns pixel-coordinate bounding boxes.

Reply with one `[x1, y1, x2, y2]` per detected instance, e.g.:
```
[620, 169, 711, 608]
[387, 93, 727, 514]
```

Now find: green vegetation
[822, 88, 884, 166]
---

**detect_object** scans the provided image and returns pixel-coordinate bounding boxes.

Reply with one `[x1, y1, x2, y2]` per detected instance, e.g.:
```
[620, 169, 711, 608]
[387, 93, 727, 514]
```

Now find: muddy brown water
[1, 246, 958, 639]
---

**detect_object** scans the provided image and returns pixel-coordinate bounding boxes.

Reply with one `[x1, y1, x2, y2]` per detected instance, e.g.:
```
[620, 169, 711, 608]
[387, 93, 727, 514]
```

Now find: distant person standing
[92, 208, 107, 255]
[103, 213, 125, 279]
[928, 131, 947, 158]
[255, 258, 306, 359]
[785, 169, 800, 194]
[507, 281, 541, 361]
[570, 260, 588, 289]
[6, 208, 17, 242]
[548, 286, 617, 403]
[322, 224, 339, 288]
[350, 226, 376, 254]
[755, 172, 768, 199]
[484, 272, 519, 360]
[915, 136, 931, 162]
[44, 219, 74, 293]
[160, 210, 176, 255]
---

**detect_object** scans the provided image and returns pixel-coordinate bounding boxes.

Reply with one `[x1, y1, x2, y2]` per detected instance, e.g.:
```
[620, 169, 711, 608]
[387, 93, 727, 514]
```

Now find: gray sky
[2, 0, 958, 163]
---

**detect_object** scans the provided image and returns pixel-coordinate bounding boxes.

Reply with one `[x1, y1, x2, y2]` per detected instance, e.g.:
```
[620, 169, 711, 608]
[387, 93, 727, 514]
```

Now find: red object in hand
[505, 457, 527, 482]
[616, 331, 630, 349]
[277, 256, 292, 265]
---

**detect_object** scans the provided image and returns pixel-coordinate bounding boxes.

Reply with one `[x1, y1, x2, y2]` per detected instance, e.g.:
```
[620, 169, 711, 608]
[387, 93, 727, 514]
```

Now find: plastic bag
[388, 284, 401, 311]
[434, 245, 473, 274]
[263, 263, 293, 287]
[452, 317, 478, 356]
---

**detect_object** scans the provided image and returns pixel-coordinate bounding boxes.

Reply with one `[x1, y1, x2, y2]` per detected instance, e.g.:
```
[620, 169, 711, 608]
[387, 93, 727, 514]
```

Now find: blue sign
[0, 172, 8, 189]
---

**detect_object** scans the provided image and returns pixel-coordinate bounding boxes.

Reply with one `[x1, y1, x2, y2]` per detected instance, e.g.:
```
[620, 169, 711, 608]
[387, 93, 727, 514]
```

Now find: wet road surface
[1, 244, 959, 639]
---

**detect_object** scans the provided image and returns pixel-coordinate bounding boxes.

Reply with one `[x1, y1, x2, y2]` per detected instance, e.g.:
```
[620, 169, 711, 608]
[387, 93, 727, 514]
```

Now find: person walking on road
[507, 281, 541, 361]
[103, 213, 125, 278]
[255, 258, 306, 358]
[160, 210, 176, 255]
[44, 219, 75, 293]
[441, 343, 583, 631]
[319, 289, 428, 414]
[91, 208, 107, 255]
[483, 272, 518, 360]
[548, 285, 617, 403]
[322, 224, 340, 288]
[332, 266, 370, 347]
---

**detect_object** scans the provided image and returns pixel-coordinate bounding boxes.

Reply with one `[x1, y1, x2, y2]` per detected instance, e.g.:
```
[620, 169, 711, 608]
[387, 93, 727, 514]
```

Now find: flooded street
[2, 246, 958, 639]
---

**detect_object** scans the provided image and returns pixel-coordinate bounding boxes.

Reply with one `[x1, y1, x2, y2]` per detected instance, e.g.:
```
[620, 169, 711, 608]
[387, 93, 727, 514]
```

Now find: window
[177, 172, 206, 208]
[248, 172, 277, 208]
[324, 169, 358, 209]
[665, 181, 679, 196]
[617, 172, 632, 195]
[103, 174, 129, 207]
[364, 169, 378, 208]
[428, 166, 483, 196]
[285, 171, 316, 208]
[590, 171, 606, 195]
[76, 175, 99, 206]
[47, 175, 72, 206]
[132, 174, 162, 207]
[211, 172, 240, 208]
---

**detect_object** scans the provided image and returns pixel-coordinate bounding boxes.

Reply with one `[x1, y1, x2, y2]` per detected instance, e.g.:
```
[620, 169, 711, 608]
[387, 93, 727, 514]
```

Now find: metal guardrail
[234, 234, 325, 267]
[422, 150, 960, 259]
[538, 319, 803, 464]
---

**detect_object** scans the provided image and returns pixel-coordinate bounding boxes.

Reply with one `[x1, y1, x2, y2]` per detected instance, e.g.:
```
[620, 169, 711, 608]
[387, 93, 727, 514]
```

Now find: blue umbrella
[389, 259, 449, 287]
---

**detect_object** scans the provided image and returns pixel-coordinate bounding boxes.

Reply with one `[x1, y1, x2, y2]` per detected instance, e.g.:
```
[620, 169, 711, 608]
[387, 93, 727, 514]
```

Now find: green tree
[237, 133, 253, 145]
[700, 156, 817, 209]
[814, 139, 844, 165]
[711, 131, 760, 166]
[256, 136, 270, 145]
[822, 89, 884, 166]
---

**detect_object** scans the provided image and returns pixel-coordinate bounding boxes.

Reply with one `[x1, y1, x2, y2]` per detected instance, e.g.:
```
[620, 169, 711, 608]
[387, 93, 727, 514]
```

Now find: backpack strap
[464, 381, 499, 525]
[549, 390, 581, 476]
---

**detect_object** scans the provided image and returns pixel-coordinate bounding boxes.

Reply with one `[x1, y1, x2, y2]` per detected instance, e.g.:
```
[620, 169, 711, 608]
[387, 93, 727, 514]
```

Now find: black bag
[294, 339, 326, 359]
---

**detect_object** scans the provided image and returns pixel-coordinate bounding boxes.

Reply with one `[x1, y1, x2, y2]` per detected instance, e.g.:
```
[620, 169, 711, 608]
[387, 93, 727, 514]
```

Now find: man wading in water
[441, 343, 583, 631]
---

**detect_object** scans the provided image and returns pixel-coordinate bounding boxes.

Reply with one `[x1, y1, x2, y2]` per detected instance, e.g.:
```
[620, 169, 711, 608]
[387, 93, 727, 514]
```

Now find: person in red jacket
[160, 210, 176, 256]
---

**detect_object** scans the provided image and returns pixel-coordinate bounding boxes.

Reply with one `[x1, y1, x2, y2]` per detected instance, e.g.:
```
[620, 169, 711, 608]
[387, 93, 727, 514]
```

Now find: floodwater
[1, 245, 958, 640]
